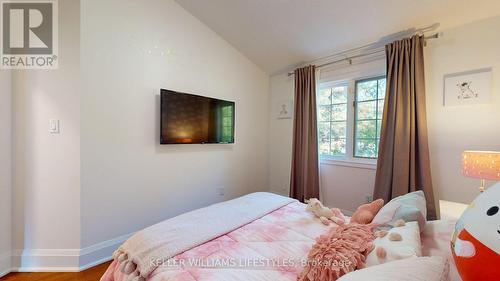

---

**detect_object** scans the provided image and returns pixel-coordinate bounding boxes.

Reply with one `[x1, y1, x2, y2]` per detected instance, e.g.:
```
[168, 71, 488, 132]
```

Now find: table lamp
[462, 151, 500, 192]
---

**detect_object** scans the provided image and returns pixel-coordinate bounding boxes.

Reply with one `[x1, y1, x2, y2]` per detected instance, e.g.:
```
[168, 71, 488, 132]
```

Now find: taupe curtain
[374, 35, 437, 220]
[290, 65, 320, 202]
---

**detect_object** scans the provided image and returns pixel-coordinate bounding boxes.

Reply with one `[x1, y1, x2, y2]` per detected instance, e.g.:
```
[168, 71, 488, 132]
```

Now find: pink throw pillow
[351, 199, 384, 224]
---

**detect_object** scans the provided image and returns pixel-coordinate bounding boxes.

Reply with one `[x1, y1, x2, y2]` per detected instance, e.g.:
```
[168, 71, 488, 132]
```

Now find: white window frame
[318, 74, 385, 169]
[317, 80, 350, 159]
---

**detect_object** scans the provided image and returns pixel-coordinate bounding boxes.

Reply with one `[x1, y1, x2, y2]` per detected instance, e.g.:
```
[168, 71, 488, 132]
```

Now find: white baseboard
[0, 251, 12, 278]
[79, 232, 133, 270]
[8, 232, 133, 273]
[11, 248, 80, 272]
[0, 268, 13, 279]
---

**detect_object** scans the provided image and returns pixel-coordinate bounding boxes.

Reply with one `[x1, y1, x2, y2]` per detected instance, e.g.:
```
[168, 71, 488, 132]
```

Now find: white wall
[268, 74, 294, 196]
[7, 0, 269, 271]
[11, 0, 81, 269]
[425, 15, 500, 204]
[80, 0, 269, 257]
[320, 164, 375, 213]
[0, 70, 12, 276]
[268, 16, 500, 211]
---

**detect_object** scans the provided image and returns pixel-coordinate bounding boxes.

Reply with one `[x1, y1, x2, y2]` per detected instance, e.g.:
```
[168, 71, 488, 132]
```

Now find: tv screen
[160, 89, 235, 144]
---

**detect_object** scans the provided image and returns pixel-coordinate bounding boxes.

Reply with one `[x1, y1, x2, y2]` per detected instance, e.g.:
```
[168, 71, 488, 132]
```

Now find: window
[318, 76, 386, 162]
[317, 85, 348, 157]
[354, 77, 386, 158]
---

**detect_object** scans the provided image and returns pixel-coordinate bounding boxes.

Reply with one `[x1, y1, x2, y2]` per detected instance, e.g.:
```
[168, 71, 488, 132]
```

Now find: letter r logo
[2, 2, 53, 54]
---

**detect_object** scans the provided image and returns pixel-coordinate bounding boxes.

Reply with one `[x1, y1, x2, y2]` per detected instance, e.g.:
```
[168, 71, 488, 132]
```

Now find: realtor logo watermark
[1, 0, 58, 69]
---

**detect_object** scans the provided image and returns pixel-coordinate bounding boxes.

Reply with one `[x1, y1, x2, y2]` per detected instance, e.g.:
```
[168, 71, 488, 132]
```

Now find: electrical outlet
[217, 187, 225, 196]
[365, 194, 373, 203]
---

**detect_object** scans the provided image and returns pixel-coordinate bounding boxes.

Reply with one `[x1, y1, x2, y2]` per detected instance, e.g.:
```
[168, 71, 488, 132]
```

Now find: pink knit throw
[298, 223, 375, 281]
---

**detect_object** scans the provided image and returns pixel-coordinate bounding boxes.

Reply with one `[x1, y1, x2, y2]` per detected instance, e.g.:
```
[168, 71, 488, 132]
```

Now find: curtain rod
[287, 32, 439, 76]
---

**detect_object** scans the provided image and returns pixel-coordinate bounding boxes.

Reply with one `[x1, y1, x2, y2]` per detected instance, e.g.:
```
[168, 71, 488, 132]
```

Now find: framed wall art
[443, 68, 492, 106]
[276, 100, 293, 119]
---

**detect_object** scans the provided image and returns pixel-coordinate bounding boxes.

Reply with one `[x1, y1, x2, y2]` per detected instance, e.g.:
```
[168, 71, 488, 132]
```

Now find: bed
[101, 192, 460, 281]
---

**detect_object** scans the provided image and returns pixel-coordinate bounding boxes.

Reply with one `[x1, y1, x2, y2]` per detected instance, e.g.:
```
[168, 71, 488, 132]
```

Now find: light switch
[49, 119, 60, 134]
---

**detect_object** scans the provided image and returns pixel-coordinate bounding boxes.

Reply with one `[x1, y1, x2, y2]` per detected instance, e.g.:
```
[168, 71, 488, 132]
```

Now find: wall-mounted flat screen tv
[160, 89, 235, 144]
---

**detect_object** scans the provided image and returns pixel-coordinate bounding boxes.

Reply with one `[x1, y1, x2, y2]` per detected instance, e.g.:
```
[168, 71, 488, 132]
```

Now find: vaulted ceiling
[176, 0, 500, 74]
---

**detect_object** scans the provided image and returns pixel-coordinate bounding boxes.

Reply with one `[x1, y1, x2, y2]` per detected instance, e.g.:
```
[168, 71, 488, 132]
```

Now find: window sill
[320, 158, 377, 170]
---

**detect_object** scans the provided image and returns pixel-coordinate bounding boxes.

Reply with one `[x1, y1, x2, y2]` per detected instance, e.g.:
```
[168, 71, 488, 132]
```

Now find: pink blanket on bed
[102, 201, 335, 281]
[112, 192, 296, 279]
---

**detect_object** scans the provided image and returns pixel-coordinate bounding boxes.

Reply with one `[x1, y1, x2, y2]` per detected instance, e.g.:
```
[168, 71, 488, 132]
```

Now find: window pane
[356, 120, 376, 139]
[318, 88, 331, 105]
[331, 104, 347, 121]
[378, 78, 386, 99]
[357, 80, 378, 101]
[318, 122, 330, 142]
[353, 77, 386, 159]
[319, 138, 330, 155]
[331, 86, 347, 104]
[355, 139, 378, 158]
[318, 105, 331, 121]
[331, 138, 346, 155]
[317, 84, 348, 158]
[356, 101, 376, 120]
[377, 99, 385, 119]
[331, 122, 346, 138]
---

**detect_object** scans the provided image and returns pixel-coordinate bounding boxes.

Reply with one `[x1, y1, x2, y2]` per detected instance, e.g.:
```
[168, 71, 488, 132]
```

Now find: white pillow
[338, 257, 449, 281]
[365, 221, 422, 267]
[372, 190, 427, 231]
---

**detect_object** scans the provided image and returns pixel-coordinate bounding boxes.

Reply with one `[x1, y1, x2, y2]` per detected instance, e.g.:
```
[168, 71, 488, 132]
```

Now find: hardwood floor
[1, 261, 111, 281]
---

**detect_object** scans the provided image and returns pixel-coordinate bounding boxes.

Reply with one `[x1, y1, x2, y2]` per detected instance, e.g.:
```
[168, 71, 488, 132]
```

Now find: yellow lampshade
[462, 151, 500, 180]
